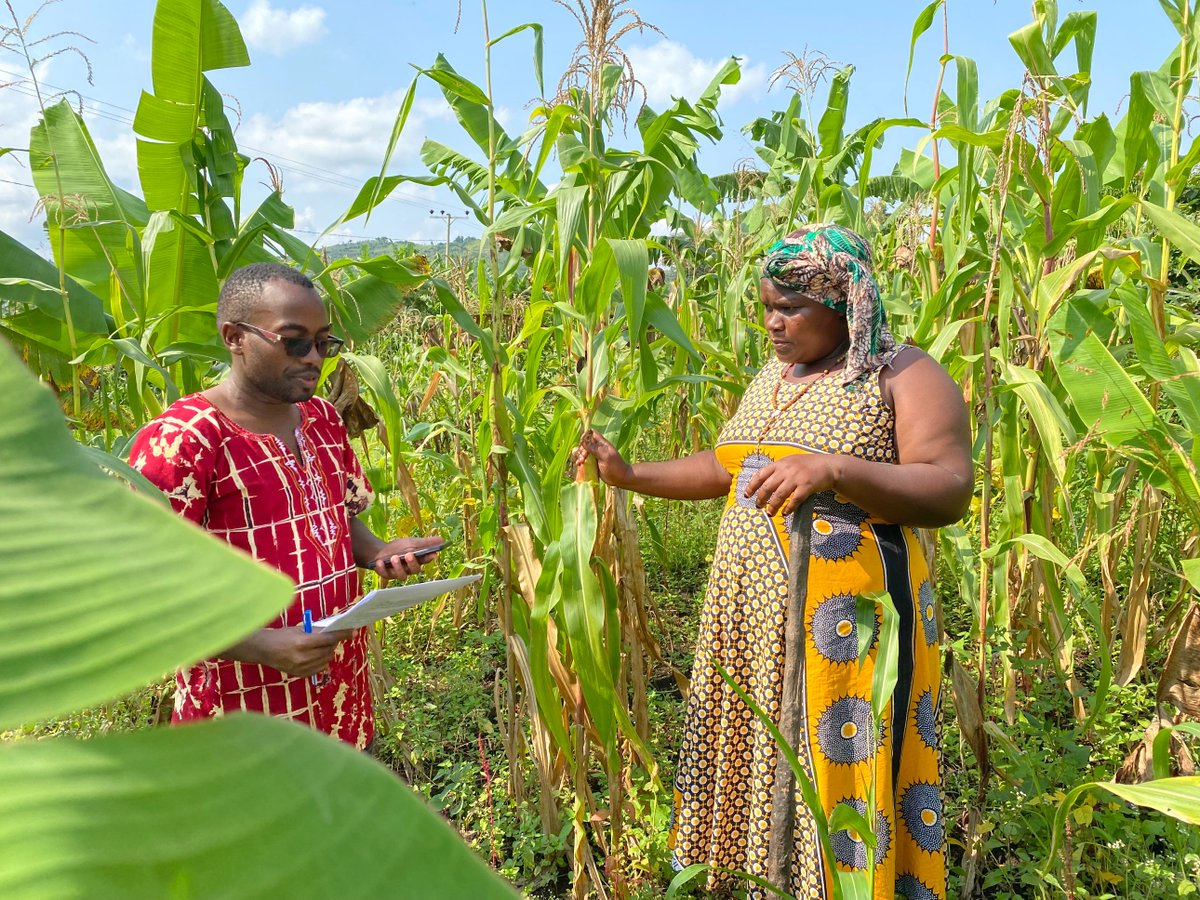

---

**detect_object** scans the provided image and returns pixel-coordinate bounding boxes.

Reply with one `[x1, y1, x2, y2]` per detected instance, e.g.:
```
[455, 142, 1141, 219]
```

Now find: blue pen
[303, 609, 317, 687]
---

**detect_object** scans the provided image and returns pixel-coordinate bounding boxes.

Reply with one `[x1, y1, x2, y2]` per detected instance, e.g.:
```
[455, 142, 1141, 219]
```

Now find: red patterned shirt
[130, 394, 375, 748]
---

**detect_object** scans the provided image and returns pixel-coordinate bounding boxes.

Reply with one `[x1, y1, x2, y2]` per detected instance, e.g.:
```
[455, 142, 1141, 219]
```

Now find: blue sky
[0, 1, 1182, 255]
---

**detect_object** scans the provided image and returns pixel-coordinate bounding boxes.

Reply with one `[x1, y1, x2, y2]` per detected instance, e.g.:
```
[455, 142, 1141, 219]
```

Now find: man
[130, 262, 438, 750]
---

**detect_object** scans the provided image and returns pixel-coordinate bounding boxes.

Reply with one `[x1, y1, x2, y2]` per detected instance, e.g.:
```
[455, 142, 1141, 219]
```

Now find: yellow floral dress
[668, 356, 945, 900]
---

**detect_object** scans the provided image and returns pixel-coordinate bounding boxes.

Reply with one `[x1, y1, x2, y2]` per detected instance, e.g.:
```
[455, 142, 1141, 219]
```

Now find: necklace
[756, 358, 842, 449]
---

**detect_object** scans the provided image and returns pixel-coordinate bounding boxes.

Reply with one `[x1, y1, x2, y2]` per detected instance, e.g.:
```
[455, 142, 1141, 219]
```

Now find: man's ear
[218, 322, 243, 355]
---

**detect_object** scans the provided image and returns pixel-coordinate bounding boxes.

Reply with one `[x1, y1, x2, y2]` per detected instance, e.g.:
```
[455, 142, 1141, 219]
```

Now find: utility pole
[429, 209, 470, 266]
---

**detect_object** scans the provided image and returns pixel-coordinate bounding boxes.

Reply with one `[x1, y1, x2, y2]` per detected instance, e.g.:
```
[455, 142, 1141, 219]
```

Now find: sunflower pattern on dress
[667, 355, 945, 899]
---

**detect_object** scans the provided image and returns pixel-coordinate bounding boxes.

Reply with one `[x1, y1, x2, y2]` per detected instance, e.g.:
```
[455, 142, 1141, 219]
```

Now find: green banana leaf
[0, 228, 108, 336]
[29, 101, 147, 316]
[0, 328, 515, 898]
[0, 715, 513, 898]
[0, 337, 288, 729]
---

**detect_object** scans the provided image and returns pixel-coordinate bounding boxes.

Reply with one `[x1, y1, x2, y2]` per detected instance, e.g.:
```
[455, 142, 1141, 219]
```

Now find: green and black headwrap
[762, 223, 898, 387]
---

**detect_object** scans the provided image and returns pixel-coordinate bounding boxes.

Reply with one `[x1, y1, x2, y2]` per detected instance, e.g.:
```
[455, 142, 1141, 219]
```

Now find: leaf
[1182, 559, 1200, 593]
[817, 66, 854, 159]
[558, 482, 616, 747]
[643, 294, 702, 364]
[28, 101, 148, 314]
[0, 230, 108, 336]
[713, 662, 837, 893]
[364, 75, 419, 224]
[142, 210, 219, 319]
[75, 445, 171, 508]
[982, 533, 1086, 596]
[1141, 199, 1200, 266]
[555, 185, 587, 275]
[429, 279, 493, 365]
[904, 1, 943, 114]
[199, 0, 251, 72]
[574, 239, 619, 329]
[933, 124, 1006, 150]
[132, 90, 198, 144]
[1120, 293, 1200, 436]
[1001, 363, 1075, 484]
[1048, 298, 1160, 445]
[1153, 720, 1200, 778]
[865, 591, 900, 725]
[954, 54, 980, 133]
[0, 715, 514, 898]
[0, 339, 291, 730]
[488, 22, 544, 98]
[1009, 20, 1057, 77]
[854, 117, 927, 233]
[1048, 776, 1200, 869]
[1122, 72, 1156, 187]
[608, 239, 648, 340]
[328, 276, 403, 343]
[421, 58, 491, 106]
[1054, 11, 1097, 81]
[150, 0, 248, 109]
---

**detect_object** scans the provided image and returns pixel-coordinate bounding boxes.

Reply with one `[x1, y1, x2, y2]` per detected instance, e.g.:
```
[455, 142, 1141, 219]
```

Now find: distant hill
[321, 235, 481, 262]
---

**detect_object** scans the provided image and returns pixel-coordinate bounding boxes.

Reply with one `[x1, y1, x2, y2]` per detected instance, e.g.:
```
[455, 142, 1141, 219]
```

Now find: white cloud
[0, 173, 44, 250]
[240, 0, 327, 57]
[294, 205, 319, 231]
[0, 77, 51, 249]
[238, 93, 450, 179]
[89, 130, 139, 190]
[626, 40, 768, 109]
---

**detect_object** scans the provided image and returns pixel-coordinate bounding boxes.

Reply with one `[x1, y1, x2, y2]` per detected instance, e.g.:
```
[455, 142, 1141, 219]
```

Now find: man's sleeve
[129, 413, 216, 525]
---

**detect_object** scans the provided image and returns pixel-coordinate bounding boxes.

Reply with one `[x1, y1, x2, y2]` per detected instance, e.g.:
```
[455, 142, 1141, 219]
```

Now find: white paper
[312, 574, 482, 632]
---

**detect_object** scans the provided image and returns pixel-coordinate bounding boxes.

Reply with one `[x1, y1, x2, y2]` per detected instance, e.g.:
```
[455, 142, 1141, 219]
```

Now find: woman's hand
[743, 453, 838, 517]
[575, 429, 635, 487]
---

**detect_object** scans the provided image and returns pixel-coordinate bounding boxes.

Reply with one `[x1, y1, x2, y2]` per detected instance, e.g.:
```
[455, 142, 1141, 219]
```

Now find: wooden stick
[767, 495, 819, 892]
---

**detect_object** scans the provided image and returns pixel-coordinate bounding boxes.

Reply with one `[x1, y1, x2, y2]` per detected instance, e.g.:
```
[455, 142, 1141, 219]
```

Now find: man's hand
[231, 626, 354, 678]
[370, 536, 442, 582]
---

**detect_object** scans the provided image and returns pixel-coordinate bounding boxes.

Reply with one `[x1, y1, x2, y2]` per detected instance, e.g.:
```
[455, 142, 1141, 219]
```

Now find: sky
[0, 0, 1183, 256]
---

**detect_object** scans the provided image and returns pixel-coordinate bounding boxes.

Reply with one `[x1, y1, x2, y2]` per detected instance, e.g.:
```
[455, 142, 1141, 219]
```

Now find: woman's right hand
[575, 429, 634, 488]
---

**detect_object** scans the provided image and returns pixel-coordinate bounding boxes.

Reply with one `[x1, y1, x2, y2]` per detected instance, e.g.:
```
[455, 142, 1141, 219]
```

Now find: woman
[577, 224, 971, 899]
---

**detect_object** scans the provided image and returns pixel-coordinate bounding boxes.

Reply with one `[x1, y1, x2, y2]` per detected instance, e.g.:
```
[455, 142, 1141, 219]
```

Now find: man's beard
[254, 366, 320, 404]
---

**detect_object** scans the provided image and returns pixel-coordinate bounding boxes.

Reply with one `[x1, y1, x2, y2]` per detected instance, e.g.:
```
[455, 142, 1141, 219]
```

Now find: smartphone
[367, 540, 445, 569]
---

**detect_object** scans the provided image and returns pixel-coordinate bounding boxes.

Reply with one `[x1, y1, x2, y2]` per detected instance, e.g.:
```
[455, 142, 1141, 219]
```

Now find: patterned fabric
[130, 394, 376, 749]
[668, 355, 945, 899]
[762, 224, 899, 387]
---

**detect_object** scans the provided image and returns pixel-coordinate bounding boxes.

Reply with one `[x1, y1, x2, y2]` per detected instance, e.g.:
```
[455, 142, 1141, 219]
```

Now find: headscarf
[761, 223, 898, 388]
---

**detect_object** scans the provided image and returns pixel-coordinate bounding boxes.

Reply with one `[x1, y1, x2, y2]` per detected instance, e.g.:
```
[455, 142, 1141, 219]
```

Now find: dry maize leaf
[950, 652, 988, 769]
[1115, 719, 1197, 784]
[507, 634, 564, 833]
[1116, 721, 1158, 784]
[1116, 486, 1161, 686]
[393, 453, 425, 532]
[502, 523, 543, 607]
[917, 528, 937, 588]
[1158, 603, 1200, 718]
[326, 359, 381, 438]
[416, 369, 442, 416]
[1098, 532, 1120, 643]
[611, 490, 689, 696]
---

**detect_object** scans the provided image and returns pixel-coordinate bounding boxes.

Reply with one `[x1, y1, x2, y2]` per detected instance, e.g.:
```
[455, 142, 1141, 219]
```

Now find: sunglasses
[234, 322, 345, 359]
